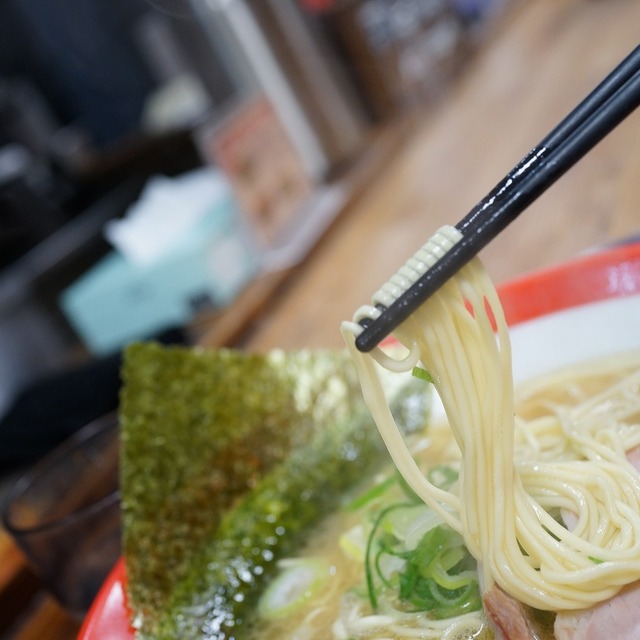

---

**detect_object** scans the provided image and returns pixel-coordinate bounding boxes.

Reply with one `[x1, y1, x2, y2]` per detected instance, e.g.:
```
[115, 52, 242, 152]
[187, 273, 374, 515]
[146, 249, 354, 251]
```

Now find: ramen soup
[251, 227, 640, 639]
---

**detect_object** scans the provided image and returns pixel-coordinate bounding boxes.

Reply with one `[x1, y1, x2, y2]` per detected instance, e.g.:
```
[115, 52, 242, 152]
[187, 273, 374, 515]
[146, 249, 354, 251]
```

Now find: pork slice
[487, 447, 640, 639]
[555, 445, 640, 638]
[554, 582, 640, 640]
[625, 445, 640, 473]
[483, 584, 537, 640]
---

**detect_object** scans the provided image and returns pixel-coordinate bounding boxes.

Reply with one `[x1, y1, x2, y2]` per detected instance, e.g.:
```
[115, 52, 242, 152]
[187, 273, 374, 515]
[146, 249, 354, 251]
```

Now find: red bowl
[78, 241, 640, 639]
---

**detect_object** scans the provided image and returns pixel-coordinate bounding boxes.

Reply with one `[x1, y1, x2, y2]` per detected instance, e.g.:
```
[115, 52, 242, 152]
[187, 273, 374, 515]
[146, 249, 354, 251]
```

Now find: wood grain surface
[244, 0, 640, 352]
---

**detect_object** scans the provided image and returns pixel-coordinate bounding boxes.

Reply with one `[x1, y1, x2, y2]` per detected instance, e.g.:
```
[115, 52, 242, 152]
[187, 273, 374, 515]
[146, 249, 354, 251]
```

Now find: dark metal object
[355, 44, 640, 352]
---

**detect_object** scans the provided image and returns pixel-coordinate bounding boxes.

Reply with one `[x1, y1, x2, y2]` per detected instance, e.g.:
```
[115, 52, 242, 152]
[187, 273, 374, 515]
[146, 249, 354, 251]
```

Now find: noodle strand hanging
[341, 228, 640, 612]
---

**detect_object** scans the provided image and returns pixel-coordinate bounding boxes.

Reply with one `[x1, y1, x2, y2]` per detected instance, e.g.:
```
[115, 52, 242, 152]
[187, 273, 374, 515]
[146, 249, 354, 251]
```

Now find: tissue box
[60, 182, 258, 356]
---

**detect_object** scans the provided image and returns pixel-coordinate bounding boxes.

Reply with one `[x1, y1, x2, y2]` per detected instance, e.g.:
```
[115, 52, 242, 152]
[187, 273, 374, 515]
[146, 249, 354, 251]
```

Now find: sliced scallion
[257, 557, 330, 620]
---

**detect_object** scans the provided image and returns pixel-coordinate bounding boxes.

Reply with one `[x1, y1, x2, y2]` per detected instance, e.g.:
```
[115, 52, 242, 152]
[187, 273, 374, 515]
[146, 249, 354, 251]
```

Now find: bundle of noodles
[120, 230, 640, 640]
[340, 226, 640, 639]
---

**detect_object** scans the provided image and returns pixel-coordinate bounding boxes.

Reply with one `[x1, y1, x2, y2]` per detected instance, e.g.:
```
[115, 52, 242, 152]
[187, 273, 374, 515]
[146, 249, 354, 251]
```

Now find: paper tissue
[60, 168, 258, 355]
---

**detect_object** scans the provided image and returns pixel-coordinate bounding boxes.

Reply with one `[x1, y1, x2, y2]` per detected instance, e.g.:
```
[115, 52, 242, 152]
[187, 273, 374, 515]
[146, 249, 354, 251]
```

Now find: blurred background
[0, 0, 503, 466]
[3, 0, 640, 637]
[5, 0, 640, 474]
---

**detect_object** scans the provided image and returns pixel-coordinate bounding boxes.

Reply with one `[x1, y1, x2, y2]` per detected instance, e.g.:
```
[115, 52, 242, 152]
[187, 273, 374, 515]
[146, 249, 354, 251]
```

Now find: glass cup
[1, 412, 121, 620]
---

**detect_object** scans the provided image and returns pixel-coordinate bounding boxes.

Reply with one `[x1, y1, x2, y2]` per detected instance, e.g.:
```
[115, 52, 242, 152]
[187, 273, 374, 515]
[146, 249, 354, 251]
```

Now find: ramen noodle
[342, 225, 640, 603]
[254, 227, 640, 639]
[338, 228, 640, 637]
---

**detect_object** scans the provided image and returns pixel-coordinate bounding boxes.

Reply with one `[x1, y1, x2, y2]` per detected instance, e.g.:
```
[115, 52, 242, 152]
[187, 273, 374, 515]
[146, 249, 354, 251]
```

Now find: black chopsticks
[355, 43, 640, 353]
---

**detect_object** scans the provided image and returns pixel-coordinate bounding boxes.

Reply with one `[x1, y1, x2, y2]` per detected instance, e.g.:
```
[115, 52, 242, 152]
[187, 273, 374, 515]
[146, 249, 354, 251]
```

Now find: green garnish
[347, 474, 398, 511]
[120, 342, 431, 639]
[257, 558, 330, 620]
[347, 469, 421, 512]
[412, 366, 434, 383]
[364, 496, 481, 619]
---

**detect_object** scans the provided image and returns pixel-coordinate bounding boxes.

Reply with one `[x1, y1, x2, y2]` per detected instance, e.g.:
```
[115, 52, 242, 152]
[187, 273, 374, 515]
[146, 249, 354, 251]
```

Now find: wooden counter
[3, 0, 640, 636]
[239, 0, 640, 353]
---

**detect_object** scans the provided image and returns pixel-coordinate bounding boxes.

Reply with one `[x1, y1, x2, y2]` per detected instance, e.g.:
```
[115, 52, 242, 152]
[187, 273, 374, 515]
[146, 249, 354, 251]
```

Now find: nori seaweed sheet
[120, 342, 428, 639]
